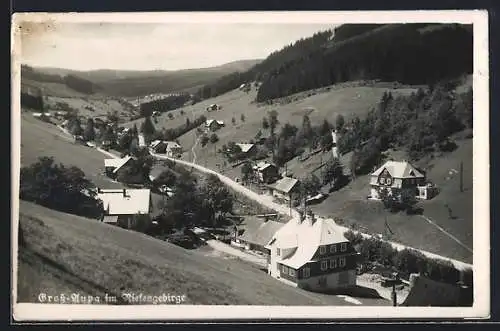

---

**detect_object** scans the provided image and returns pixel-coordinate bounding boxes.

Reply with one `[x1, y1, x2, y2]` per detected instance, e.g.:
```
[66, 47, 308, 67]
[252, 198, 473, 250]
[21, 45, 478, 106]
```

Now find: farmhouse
[265, 213, 358, 291]
[149, 140, 168, 154]
[97, 188, 152, 229]
[165, 141, 183, 158]
[232, 216, 284, 254]
[369, 160, 435, 200]
[104, 156, 133, 179]
[205, 119, 225, 131]
[236, 143, 256, 158]
[268, 176, 300, 202]
[253, 161, 280, 184]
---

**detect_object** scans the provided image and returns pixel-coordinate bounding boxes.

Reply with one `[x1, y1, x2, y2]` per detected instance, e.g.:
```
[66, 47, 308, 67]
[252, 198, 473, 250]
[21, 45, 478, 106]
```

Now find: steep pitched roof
[371, 160, 425, 179]
[165, 141, 181, 149]
[238, 217, 284, 247]
[104, 156, 133, 173]
[267, 217, 348, 269]
[271, 177, 299, 194]
[236, 143, 255, 153]
[97, 188, 151, 215]
[253, 161, 276, 172]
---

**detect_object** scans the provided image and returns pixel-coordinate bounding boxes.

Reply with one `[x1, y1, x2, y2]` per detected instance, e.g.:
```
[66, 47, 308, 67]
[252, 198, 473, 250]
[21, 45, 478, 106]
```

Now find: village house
[268, 176, 300, 203]
[165, 141, 183, 158]
[369, 160, 436, 200]
[265, 213, 358, 291]
[205, 119, 225, 131]
[236, 143, 257, 158]
[104, 156, 133, 180]
[253, 161, 280, 184]
[97, 188, 152, 229]
[232, 216, 284, 254]
[149, 140, 169, 154]
[206, 104, 220, 112]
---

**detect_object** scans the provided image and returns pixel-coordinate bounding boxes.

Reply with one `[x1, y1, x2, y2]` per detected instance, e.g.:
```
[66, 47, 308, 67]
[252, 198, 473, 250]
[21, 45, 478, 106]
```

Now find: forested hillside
[195, 23, 473, 103]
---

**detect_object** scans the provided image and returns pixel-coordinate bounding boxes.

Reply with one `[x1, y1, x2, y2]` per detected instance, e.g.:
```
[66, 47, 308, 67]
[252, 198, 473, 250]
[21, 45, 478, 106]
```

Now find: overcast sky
[21, 23, 336, 71]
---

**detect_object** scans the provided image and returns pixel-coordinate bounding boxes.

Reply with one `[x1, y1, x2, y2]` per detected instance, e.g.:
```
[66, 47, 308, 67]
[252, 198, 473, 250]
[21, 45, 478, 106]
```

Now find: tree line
[191, 24, 472, 104]
[256, 24, 472, 102]
[340, 83, 473, 176]
[344, 230, 473, 288]
[139, 94, 191, 117]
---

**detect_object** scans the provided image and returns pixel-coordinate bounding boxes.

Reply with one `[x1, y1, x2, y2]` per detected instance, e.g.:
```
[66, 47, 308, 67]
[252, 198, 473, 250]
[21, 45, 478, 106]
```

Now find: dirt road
[151, 152, 473, 272]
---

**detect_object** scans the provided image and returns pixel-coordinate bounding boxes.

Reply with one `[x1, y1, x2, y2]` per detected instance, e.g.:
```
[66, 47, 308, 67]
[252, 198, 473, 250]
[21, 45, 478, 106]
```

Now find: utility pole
[459, 161, 464, 193]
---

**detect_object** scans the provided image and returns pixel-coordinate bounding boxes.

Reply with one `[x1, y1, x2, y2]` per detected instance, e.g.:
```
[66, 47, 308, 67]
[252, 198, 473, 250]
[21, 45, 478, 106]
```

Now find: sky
[21, 23, 336, 71]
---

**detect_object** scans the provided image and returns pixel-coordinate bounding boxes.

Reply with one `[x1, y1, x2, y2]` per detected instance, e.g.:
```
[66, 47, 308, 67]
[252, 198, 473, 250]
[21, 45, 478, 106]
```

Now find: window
[321, 260, 328, 271]
[340, 243, 347, 252]
[330, 258, 337, 268]
[282, 265, 288, 274]
[276, 248, 281, 256]
[330, 244, 337, 253]
[303, 267, 310, 278]
[339, 257, 346, 267]
[319, 246, 326, 254]
[289, 268, 296, 277]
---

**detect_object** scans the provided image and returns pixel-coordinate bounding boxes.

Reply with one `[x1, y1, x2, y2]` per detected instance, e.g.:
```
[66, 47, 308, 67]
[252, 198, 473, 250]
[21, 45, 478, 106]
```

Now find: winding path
[150, 152, 473, 272]
[51, 123, 472, 272]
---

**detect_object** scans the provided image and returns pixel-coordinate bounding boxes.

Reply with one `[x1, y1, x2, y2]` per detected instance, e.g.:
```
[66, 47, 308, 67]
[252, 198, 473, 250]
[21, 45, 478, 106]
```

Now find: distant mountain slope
[25, 59, 262, 97]
[194, 23, 472, 102]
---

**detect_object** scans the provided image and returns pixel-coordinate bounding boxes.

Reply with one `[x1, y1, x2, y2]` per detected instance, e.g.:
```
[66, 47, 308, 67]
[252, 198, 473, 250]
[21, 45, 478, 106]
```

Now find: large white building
[265, 214, 358, 291]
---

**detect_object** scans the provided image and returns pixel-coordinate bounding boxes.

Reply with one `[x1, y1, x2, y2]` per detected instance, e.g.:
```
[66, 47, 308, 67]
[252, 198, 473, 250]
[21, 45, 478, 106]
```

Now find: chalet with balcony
[369, 160, 436, 200]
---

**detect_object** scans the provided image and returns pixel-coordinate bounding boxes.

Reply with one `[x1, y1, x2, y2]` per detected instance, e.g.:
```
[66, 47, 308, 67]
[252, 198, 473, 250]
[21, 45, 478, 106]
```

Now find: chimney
[122, 188, 127, 197]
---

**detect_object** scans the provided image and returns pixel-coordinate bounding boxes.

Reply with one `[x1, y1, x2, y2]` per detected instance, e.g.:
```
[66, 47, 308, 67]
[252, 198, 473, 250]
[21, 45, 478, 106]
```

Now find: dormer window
[340, 243, 347, 252]
[330, 245, 337, 253]
[319, 246, 326, 254]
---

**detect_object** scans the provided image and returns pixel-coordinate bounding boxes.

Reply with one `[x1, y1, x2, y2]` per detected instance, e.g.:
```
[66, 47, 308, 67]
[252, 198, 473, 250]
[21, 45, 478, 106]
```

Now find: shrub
[209, 133, 219, 144]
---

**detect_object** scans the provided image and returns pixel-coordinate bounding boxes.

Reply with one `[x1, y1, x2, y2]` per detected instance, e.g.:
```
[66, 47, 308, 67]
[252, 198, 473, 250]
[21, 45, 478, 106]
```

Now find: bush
[20, 157, 103, 218]
[209, 133, 219, 144]
[351, 231, 466, 285]
[200, 135, 209, 147]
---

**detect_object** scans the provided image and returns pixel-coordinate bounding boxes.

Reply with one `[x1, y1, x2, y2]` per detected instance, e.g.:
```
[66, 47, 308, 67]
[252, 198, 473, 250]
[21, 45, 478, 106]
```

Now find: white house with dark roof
[265, 213, 358, 291]
[97, 188, 152, 229]
[369, 160, 434, 200]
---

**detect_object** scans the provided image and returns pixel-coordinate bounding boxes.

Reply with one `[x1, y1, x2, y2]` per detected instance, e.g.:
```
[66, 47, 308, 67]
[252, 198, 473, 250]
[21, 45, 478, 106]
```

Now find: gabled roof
[371, 160, 425, 179]
[238, 217, 284, 247]
[253, 161, 276, 172]
[267, 217, 348, 269]
[149, 140, 165, 149]
[236, 143, 255, 153]
[165, 141, 181, 149]
[270, 176, 299, 194]
[97, 188, 151, 215]
[104, 156, 133, 173]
